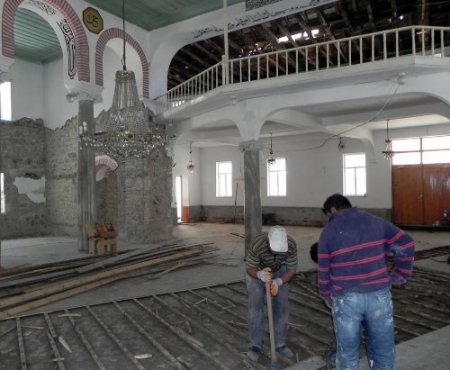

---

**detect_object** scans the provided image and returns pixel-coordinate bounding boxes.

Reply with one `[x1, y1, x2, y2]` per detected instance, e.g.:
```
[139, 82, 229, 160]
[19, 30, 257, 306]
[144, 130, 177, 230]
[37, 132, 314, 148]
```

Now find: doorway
[175, 176, 182, 223]
[392, 163, 450, 226]
[175, 176, 190, 223]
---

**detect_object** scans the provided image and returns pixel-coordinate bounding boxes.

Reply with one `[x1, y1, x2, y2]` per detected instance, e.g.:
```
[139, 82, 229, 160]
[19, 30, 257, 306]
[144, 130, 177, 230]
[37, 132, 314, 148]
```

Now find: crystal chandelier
[187, 142, 195, 173]
[79, 0, 166, 159]
[382, 119, 395, 159]
[267, 132, 276, 165]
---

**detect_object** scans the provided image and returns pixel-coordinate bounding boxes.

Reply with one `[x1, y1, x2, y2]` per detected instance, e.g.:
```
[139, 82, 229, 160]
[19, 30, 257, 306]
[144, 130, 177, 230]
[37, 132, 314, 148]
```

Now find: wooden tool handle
[265, 281, 277, 362]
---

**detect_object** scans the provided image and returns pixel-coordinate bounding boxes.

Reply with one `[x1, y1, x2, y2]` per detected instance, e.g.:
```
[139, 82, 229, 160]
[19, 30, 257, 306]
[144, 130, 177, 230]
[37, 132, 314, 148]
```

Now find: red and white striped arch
[1, 0, 90, 82]
[95, 28, 149, 99]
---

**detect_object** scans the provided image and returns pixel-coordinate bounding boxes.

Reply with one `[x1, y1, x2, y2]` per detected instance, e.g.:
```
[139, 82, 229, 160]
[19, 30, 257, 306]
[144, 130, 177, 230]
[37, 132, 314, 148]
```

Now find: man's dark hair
[322, 193, 352, 214]
[310, 242, 318, 264]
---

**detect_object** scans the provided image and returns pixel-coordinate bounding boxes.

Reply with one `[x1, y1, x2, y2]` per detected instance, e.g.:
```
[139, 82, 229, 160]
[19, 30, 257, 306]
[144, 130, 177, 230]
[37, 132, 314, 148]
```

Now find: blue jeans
[332, 288, 395, 370]
[246, 266, 289, 350]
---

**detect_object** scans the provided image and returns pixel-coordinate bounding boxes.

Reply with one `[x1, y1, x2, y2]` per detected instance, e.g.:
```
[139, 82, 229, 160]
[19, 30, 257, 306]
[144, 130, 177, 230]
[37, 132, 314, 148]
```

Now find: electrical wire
[278, 80, 402, 153]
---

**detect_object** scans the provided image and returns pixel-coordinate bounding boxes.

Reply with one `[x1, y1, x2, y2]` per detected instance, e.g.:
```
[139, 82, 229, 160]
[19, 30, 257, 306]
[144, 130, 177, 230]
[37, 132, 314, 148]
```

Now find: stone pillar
[68, 83, 102, 252]
[0, 60, 13, 267]
[239, 140, 262, 258]
[117, 156, 145, 243]
[78, 100, 96, 252]
[117, 150, 173, 244]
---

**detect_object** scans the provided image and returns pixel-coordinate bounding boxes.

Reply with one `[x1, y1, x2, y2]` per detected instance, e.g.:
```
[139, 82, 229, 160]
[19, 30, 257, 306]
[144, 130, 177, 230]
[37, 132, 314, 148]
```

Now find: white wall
[10, 59, 45, 121]
[43, 59, 78, 129]
[199, 145, 244, 207]
[193, 123, 450, 210]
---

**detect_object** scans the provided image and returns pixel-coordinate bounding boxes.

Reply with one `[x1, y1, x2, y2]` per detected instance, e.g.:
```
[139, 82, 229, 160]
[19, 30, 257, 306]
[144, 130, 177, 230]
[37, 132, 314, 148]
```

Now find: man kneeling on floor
[245, 225, 298, 362]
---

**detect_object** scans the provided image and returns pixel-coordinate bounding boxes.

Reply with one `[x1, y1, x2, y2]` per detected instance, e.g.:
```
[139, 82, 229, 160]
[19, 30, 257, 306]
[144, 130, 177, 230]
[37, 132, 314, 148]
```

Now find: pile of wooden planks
[0, 241, 216, 319]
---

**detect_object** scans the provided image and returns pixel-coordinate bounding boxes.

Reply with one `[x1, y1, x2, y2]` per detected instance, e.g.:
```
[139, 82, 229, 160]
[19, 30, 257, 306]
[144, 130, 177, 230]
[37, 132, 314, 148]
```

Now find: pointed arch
[2, 0, 90, 82]
[95, 28, 149, 99]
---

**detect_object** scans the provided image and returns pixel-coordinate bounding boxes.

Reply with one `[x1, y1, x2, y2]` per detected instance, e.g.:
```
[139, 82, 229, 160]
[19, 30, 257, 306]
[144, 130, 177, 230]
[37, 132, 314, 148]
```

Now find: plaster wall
[43, 59, 78, 130]
[10, 59, 45, 121]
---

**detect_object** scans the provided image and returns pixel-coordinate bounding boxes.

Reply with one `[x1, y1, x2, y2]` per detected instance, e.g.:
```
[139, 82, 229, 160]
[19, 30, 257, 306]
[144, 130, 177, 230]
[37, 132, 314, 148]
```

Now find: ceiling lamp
[382, 119, 395, 159]
[187, 142, 195, 173]
[267, 132, 276, 165]
[79, 0, 166, 159]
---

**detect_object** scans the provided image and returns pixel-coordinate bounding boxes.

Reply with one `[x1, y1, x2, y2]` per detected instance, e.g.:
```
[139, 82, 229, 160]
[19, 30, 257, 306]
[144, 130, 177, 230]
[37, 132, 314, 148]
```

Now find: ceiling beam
[178, 47, 211, 69]
[259, 23, 288, 74]
[418, 0, 429, 25]
[315, 8, 348, 64]
[192, 42, 221, 63]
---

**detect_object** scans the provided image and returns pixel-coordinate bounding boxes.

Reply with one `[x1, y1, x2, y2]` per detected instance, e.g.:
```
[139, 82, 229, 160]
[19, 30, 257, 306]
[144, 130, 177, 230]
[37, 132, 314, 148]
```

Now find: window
[0, 81, 12, 121]
[343, 153, 366, 196]
[216, 161, 232, 197]
[267, 157, 286, 196]
[1, 173, 5, 214]
[392, 135, 450, 165]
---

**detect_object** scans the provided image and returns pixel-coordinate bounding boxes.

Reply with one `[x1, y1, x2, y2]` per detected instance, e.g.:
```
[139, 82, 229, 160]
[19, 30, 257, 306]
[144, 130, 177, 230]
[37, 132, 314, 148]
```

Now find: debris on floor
[0, 242, 216, 319]
[1, 269, 449, 369]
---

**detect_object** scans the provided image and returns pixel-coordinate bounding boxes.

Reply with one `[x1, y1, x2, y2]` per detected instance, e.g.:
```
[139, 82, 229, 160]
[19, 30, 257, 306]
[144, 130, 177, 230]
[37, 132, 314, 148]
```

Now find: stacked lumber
[0, 241, 216, 319]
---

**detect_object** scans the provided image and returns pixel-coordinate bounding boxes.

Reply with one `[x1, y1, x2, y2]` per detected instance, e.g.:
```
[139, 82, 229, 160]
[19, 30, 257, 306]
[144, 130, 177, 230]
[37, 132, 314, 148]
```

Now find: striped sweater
[246, 232, 298, 272]
[318, 207, 415, 298]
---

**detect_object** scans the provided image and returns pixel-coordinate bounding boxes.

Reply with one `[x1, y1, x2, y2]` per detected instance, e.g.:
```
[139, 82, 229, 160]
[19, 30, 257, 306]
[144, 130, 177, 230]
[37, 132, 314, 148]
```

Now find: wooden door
[392, 165, 424, 225]
[422, 164, 450, 225]
[181, 206, 190, 223]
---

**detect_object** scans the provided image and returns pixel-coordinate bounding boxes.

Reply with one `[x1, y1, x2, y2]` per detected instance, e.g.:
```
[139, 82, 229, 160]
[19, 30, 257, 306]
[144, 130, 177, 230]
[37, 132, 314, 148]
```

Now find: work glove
[257, 267, 272, 283]
[270, 278, 283, 296]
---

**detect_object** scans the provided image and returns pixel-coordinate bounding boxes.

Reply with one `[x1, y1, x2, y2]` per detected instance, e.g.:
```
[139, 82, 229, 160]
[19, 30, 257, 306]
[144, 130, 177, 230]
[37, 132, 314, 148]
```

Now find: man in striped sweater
[245, 225, 298, 362]
[318, 194, 415, 370]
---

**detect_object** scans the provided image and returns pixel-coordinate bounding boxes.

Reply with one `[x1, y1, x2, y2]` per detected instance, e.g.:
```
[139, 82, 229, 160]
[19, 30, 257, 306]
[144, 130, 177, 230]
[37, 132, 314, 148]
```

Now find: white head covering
[268, 226, 288, 253]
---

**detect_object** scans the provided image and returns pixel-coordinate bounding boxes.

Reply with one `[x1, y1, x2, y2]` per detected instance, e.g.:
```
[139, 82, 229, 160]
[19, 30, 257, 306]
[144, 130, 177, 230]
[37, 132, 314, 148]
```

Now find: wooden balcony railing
[157, 26, 450, 112]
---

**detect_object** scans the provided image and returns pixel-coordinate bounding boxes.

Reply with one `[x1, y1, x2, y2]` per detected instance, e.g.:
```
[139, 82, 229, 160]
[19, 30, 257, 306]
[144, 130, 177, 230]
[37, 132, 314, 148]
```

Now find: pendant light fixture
[79, 0, 166, 159]
[382, 119, 395, 159]
[187, 142, 195, 173]
[267, 132, 276, 165]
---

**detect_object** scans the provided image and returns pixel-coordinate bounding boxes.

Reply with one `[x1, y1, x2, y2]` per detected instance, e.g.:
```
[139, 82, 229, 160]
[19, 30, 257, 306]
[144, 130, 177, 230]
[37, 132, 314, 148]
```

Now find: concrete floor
[1, 223, 449, 369]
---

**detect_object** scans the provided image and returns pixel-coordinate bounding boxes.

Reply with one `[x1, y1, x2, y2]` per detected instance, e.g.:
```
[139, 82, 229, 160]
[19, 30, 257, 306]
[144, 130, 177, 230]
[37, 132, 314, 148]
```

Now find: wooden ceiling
[167, 0, 450, 90]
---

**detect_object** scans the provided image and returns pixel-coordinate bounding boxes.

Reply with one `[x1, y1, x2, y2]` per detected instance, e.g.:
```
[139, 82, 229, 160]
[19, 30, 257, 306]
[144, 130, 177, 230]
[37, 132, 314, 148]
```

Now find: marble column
[78, 100, 96, 252]
[240, 140, 262, 258]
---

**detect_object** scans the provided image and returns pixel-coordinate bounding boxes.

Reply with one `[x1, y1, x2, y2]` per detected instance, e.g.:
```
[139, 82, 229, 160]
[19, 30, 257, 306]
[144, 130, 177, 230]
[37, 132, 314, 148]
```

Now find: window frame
[343, 153, 367, 197]
[267, 157, 287, 197]
[215, 161, 232, 198]
[392, 135, 450, 166]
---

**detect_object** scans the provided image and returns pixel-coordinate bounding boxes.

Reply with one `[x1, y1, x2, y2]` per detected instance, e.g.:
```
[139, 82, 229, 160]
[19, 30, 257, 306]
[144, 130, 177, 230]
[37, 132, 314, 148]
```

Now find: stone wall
[0, 118, 47, 238]
[44, 117, 79, 236]
[117, 153, 173, 243]
[96, 174, 118, 225]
